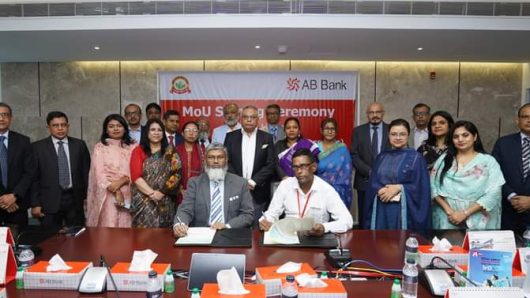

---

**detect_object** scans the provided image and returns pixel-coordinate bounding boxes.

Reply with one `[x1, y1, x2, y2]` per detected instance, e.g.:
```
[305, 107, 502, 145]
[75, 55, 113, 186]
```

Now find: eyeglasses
[207, 155, 226, 161]
[323, 127, 336, 131]
[0, 113, 11, 118]
[242, 115, 258, 120]
[367, 111, 383, 115]
[125, 112, 140, 116]
[414, 112, 429, 117]
[292, 163, 313, 171]
[184, 128, 199, 133]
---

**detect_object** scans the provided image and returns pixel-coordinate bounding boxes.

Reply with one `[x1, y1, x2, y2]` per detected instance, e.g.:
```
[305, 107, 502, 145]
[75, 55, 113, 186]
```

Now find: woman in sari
[417, 111, 455, 170]
[275, 117, 320, 179]
[365, 119, 431, 232]
[86, 114, 135, 227]
[316, 118, 353, 208]
[431, 120, 505, 230]
[130, 118, 182, 228]
[175, 121, 205, 205]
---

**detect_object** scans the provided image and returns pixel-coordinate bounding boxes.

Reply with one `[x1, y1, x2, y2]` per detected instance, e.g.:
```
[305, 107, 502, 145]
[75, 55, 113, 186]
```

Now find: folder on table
[174, 228, 252, 247]
[260, 232, 338, 248]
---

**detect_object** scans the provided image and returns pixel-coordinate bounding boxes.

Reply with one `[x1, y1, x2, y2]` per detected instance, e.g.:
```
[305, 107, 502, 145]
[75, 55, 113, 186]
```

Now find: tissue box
[418, 245, 468, 268]
[23, 261, 92, 290]
[201, 283, 266, 297]
[106, 262, 170, 292]
[299, 279, 347, 298]
[256, 263, 317, 297]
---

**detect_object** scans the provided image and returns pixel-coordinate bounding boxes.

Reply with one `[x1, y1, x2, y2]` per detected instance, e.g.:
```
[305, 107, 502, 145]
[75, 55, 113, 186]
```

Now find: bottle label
[146, 289, 162, 298]
[403, 274, 418, 284]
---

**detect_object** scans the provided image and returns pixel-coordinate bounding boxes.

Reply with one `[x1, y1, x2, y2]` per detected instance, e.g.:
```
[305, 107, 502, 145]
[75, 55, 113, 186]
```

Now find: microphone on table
[325, 233, 352, 268]
[101, 255, 121, 298]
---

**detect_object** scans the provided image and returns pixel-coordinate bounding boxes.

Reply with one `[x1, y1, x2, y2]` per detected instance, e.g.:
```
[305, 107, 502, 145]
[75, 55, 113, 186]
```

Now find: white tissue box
[201, 283, 266, 297]
[23, 261, 92, 290]
[106, 262, 170, 292]
[256, 263, 316, 297]
[418, 245, 468, 268]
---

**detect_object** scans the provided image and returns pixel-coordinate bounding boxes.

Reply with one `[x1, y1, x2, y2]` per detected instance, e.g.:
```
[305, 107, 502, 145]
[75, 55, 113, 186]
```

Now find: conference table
[5, 228, 438, 297]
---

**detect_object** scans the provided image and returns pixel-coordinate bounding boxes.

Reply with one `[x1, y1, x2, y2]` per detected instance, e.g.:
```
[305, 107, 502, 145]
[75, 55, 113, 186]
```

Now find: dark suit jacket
[0, 130, 34, 211]
[31, 136, 91, 216]
[492, 132, 530, 231]
[224, 129, 276, 204]
[175, 172, 254, 228]
[350, 122, 391, 191]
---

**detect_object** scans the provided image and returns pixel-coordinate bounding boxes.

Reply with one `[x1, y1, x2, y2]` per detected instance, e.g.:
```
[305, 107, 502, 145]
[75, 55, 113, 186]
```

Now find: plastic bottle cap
[192, 288, 200, 293]
[148, 270, 157, 278]
[393, 278, 400, 284]
[286, 275, 295, 282]
[167, 269, 172, 275]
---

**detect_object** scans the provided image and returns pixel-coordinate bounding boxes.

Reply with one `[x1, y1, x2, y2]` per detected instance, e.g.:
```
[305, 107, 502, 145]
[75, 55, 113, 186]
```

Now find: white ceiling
[1, 14, 530, 62]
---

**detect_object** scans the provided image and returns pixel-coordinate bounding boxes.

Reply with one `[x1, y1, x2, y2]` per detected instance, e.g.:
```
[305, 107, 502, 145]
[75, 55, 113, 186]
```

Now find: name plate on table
[463, 231, 516, 255]
[0, 243, 16, 286]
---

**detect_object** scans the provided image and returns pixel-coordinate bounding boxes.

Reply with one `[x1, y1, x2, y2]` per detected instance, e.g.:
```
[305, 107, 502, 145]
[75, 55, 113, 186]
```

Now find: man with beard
[172, 143, 254, 237]
[212, 103, 241, 144]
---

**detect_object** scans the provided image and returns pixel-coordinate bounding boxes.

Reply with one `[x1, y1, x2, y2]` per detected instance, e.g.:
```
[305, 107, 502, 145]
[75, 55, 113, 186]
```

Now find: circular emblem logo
[170, 76, 191, 94]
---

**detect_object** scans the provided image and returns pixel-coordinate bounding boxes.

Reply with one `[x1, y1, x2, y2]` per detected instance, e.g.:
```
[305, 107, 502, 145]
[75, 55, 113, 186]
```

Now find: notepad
[174, 227, 216, 245]
[446, 287, 522, 298]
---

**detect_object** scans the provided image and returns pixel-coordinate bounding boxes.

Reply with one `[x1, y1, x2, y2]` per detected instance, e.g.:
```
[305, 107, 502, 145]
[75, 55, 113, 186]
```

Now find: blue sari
[365, 148, 431, 233]
[317, 141, 353, 208]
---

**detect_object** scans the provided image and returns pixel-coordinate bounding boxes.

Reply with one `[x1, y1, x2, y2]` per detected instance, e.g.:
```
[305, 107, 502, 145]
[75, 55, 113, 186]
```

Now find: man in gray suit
[173, 143, 254, 237]
[261, 104, 286, 143]
[351, 102, 391, 229]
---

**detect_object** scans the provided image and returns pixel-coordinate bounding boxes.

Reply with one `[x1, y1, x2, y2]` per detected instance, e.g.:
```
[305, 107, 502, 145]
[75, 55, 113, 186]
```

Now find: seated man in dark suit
[173, 143, 254, 237]
[31, 111, 91, 227]
[0, 103, 34, 229]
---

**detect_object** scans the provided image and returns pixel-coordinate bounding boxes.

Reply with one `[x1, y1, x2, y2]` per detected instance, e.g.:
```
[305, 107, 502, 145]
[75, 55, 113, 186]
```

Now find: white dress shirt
[413, 127, 429, 150]
[0, 130, 9, 148]
[52, 136, 73, 188]
[212, 123, 242, 144]
[241, 128, 257, 180]
[262, 176, 353, 233]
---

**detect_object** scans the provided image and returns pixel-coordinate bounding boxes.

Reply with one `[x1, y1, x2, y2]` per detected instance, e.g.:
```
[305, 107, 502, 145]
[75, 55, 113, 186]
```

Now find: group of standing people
[353, 101, 526, 233]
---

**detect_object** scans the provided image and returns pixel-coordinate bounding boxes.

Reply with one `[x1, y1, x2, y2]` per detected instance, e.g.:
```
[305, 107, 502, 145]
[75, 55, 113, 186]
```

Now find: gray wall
[0, 60, 522, 152]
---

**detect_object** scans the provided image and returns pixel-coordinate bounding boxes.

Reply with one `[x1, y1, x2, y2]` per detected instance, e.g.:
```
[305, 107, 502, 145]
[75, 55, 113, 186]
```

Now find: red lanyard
[296, 189, 313, 218]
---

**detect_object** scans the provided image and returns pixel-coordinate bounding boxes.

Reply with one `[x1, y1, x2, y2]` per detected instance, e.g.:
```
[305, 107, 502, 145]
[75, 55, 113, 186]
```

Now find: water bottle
[190, 287, 201, 298]
[404, 236, 419, 265]
[18, 248, 35, 269]
[164, 269, 175, 293]
[146, 270, 162, 298]
[15, 266, 24, 289]
[402, 259, 418, 298]
[281, 275, 298, 298]
[390, 278, 401, 298]
[523, 227, 530, 247]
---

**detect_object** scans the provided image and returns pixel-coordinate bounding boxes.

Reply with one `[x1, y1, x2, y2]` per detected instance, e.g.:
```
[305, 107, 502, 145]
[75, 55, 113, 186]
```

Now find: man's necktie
[523, 138, 530, 180]
[371, 126, 379, 159]
[57, 141, 71, 189]
[0, 136, 8, 188]
[270, 126, 277, 142]
[168, 135, 174, 147]
[209, 181, 224, 224]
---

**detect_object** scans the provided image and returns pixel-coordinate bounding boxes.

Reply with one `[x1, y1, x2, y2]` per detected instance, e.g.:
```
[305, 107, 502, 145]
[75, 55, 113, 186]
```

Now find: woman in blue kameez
[316, 118, 353, 208]
[431, 120, 504, 230]
[365, 119, 431, 232]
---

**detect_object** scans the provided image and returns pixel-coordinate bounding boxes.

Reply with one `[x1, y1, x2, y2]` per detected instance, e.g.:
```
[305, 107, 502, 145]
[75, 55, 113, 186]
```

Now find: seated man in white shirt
[259, 148, 353, 236]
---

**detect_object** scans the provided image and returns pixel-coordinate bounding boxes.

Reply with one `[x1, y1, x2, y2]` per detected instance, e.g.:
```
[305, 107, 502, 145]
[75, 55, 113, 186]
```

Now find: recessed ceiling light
[417, 47, 423, 51]
[94, 46, 100, 50]
[255, 45, 261, 49]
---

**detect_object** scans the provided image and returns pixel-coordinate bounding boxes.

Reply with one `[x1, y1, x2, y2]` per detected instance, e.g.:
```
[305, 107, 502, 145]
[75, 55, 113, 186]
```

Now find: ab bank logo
[170, 76, 191, 94]
[286, 77, 300, 91]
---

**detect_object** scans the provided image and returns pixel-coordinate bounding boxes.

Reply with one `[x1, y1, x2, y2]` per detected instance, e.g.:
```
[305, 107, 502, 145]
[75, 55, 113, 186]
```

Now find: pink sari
[86, 139, 136, 227]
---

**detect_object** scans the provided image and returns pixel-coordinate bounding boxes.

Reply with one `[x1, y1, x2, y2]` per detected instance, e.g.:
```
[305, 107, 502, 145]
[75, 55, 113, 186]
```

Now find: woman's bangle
[463, 209, 469, 217]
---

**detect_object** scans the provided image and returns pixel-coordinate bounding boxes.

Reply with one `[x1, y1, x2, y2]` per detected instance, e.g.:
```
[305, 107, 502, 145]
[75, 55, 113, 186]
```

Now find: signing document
[175, 227, 216, 245]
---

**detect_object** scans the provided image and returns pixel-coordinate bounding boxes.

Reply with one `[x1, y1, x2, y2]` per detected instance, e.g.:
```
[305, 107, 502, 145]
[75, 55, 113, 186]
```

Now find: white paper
[174, 227, 216, 245]
[263, 218, 314, 245]
[276, 262, 302, 274]
[296, 273, 328, 288]
[217, 266, 250, 295]
[467, 231, 516, 254]
[46, 254, 72, 272]
[128, 249, 158, 272]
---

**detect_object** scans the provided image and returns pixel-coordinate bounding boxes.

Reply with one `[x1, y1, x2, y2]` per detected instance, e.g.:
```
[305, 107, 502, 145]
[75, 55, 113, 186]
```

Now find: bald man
[351, 102, 391, 228]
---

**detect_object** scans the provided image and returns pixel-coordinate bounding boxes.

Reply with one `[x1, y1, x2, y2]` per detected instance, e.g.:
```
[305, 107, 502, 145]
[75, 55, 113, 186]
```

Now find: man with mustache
[212, 103, 241, 144]
[172, 143, 254, 237]
[351, 102, 391, 229]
